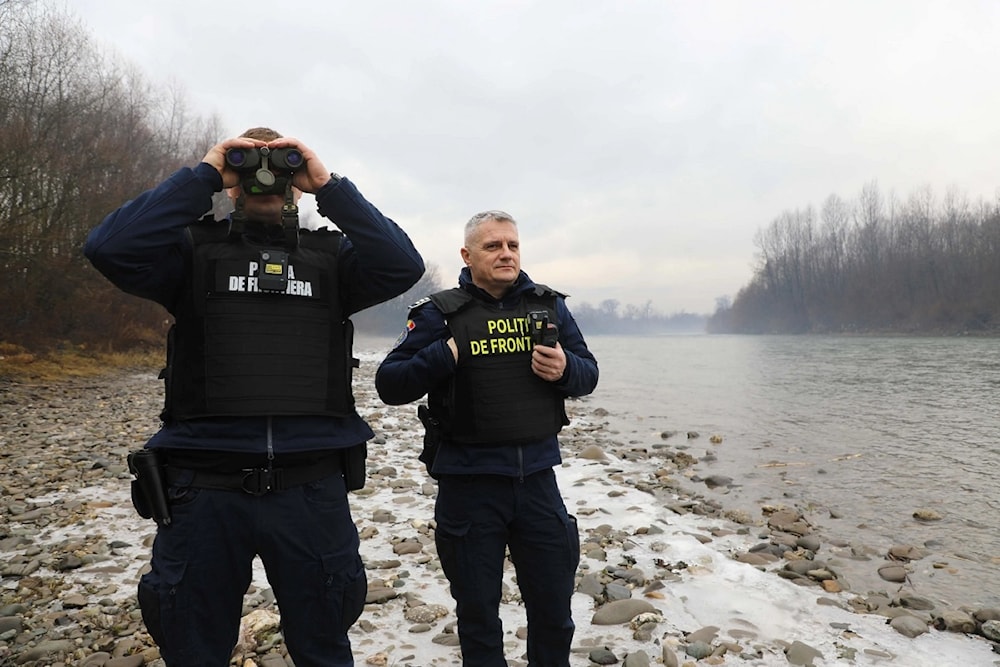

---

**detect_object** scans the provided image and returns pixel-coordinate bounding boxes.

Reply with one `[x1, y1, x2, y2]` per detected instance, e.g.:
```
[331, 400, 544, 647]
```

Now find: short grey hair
[464, 210, 517, 245]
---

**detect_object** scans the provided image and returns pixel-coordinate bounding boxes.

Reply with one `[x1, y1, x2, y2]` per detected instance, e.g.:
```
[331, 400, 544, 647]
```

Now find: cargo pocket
[137, 557, 187, 649]
[433, 513, 474, 589]
[323, 552, 367, 632]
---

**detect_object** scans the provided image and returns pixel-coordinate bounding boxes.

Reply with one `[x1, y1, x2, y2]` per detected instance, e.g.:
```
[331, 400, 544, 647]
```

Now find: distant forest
[354, 268, 708, 338]
[708, 181, 1000, 335]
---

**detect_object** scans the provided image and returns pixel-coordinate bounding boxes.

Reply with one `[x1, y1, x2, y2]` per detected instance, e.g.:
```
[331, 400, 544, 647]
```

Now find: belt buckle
[241, 467, 279, 495]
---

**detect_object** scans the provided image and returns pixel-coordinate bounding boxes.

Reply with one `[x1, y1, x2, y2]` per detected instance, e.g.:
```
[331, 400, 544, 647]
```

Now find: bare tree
[0, 0, 223, 349]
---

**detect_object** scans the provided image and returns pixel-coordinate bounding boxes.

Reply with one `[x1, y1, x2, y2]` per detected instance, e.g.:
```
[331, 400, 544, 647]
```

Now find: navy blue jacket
[375, 268, 599, 477]
[84, 162, 425, 454]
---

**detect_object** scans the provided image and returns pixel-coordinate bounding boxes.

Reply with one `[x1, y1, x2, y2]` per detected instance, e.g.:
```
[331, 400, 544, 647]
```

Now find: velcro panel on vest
[203, 296, 332, 415]
[450, 356, 563, 444]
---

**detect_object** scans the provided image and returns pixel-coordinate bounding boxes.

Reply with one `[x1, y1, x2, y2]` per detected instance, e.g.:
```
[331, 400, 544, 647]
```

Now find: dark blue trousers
[434, 469, 580, 667]
[137, 471, 366, 667]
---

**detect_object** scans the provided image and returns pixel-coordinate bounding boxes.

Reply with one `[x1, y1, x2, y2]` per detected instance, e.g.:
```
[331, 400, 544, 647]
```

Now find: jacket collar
[458, 267, 535, 304]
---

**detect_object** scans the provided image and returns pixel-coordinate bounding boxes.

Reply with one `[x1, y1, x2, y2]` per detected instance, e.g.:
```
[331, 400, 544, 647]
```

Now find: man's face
[228, 187, 300, 224]
[461, 219, 520, 298]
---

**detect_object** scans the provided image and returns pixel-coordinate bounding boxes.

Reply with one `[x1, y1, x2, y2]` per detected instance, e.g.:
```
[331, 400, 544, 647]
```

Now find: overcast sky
[70, 0, 1000, 315]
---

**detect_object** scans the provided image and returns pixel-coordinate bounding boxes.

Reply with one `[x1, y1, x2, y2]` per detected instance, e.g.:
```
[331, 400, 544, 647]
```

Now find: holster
[127, 449, 172, 526]
[342, 442, 367, 491]
[417, 404, 442, 479]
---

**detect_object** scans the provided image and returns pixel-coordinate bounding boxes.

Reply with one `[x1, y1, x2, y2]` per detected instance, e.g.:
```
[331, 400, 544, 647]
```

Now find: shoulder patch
[392, 318, 417, 349]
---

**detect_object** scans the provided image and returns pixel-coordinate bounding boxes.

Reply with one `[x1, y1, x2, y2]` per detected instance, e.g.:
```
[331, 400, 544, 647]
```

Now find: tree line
[708, 181, 1000, 335]
[569, 299, 705, 335]
[0, 0, 222, 350]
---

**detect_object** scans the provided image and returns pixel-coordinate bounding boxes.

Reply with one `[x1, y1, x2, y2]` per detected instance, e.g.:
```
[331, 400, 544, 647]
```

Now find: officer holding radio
[84, 127, 424, 666]
[375, 210, 598, 666]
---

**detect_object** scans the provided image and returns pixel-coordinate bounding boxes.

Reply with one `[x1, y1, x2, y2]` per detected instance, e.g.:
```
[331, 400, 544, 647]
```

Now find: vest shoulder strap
[427, 288, 473, 315]
[530, 283, 567, 300]
[187, 216, 231, 245]
[297, 227, 345, 253]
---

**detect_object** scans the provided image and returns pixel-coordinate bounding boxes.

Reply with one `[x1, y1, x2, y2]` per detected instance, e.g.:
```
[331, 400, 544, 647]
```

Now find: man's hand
[266, 137, 332, 194]
[531, 342, 565, 382]
[201, 137, 266, 189]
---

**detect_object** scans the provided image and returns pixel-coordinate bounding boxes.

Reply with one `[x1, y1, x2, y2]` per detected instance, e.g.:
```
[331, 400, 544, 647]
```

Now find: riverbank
[1, 358, 998, 666]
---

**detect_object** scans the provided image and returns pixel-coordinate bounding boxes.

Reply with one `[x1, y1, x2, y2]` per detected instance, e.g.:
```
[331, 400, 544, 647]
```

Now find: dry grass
[0, 342, 162, 382]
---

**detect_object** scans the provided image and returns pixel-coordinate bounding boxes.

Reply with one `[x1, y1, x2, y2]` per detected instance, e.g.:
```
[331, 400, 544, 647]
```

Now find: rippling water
[583, 334, 1000, 607]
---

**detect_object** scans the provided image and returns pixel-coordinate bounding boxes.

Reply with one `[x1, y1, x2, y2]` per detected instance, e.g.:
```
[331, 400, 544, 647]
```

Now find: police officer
[375, 210, 598, 666]
[84, 127, 425, 667]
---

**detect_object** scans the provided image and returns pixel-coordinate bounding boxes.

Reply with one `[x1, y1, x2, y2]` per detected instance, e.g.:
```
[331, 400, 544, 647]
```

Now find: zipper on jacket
[517, 444, 524, 483]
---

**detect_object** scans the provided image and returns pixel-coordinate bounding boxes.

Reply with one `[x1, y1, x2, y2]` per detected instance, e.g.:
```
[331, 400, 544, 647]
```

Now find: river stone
[106, 656, 145, 667]
[981, 619, 1000, 641]
[877, 564, 908, 583]
[14, 638, 75, 661]
[887, 544, 924, 561]
[897, 594, 936, 611]
[578, 444, 608, 461]
[403, 603, 447, 623]
[934, 609, 976, 633]
[623, 650, 650, 667]
[392, 540, 423, 555]
[736, 551, 774, 566]
[605, 582, 632, 601]
[2, 560, 40, 577]
[684, 641, 713, 659]
[577, 572, 604, 599]
[588, 647, 619, 664]
[785, 640, 823, 666]
[431, 633, 461, 646]
[686, 625, 719, 643]
[796, 535, 822, 551]
[591, 599, 657, 625]
[975, 607, 1000, 622]
[365, 587, 398, 604]
[702, 475, 732, 489]
[0, 616, 22, 634]
[890, 615, 928, 638]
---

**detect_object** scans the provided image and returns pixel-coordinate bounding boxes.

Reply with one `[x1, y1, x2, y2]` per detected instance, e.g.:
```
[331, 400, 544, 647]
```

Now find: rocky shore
[1, 361, 999, 666]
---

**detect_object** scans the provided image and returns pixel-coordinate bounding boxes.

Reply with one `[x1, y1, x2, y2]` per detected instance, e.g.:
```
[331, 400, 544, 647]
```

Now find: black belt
[165, 455, 342, 496]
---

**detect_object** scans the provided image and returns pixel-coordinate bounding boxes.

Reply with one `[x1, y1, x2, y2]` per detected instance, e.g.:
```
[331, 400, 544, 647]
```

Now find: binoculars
[225, 146, 304, 195]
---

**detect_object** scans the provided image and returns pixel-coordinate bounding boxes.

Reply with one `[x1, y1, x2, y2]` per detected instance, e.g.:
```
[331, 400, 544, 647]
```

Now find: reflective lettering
[221, 262, 313, 296]
[486, 317, 529, 336]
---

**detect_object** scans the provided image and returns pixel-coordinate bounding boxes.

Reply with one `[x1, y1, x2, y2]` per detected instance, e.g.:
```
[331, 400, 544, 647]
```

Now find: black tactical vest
[161, 221, 355, 421]
[429, 285, 568, 444]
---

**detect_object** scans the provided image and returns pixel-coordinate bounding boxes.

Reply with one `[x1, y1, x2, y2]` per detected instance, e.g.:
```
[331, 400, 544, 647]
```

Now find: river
[583, 333, 1000, 609]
